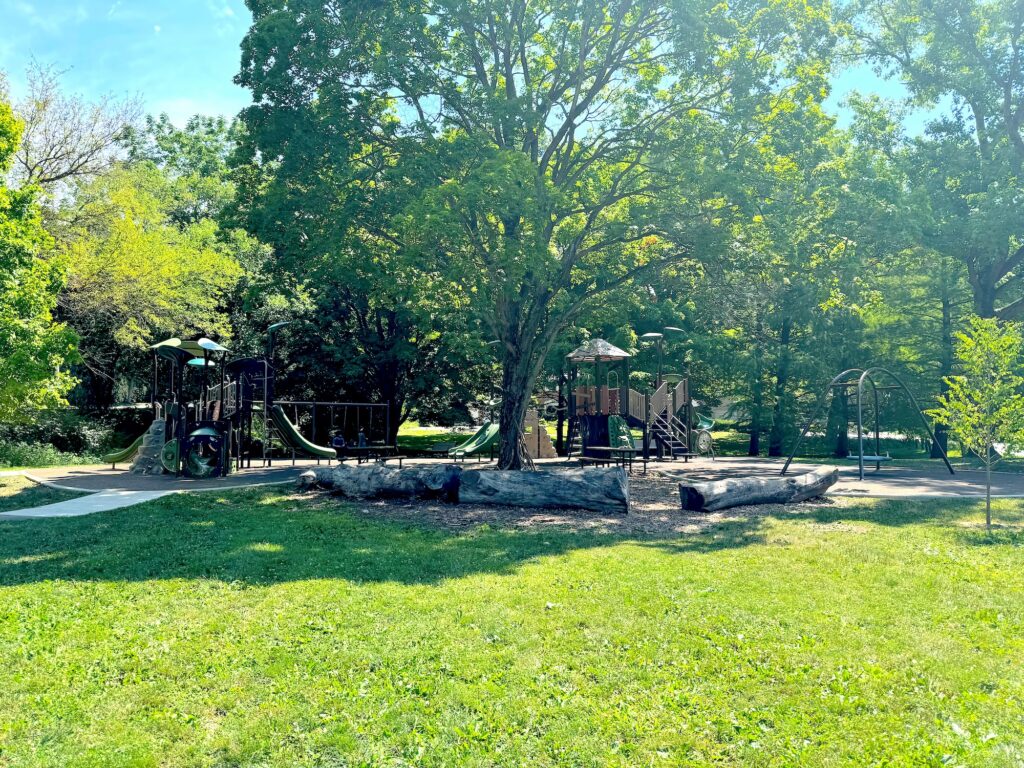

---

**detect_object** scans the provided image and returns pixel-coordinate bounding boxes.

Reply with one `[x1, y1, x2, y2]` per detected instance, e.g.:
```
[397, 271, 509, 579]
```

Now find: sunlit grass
[1, 490, 1022, 765]
[0, 476, 84, 514]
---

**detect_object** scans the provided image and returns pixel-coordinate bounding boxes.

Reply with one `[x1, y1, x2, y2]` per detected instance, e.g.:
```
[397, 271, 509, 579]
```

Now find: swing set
[781, 367, 955, 480]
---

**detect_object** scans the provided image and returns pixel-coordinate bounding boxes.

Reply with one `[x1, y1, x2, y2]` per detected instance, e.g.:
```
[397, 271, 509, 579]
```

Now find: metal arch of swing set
[780, 367, 956, 481]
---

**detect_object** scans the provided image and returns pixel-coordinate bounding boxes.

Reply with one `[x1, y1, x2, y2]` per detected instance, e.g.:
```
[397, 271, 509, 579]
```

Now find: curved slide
[448, 422, 500, 458]
[270, 405, 337, 460]
[102, 432, 146, 466]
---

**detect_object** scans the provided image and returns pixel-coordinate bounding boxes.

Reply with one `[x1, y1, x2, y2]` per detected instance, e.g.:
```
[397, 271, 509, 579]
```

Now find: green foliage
[931, 316, 1024, 524]
[56, 162, 242, 405]
[0, 409, 112, 455]
[0, 440, 100, 470]
[236, 0, 841, 466]
[852, 0, 1024, 319]
[0, 97, 77, 421]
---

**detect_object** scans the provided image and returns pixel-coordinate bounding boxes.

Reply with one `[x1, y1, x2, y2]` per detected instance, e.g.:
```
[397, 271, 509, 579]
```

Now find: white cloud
[8, 1, 89, 34]
[208, 1, 235, 19]
[153, 24, 161, 33]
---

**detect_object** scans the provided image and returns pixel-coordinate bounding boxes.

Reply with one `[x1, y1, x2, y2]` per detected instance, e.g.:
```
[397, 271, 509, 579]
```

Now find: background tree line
[1, 0, 1021, 468]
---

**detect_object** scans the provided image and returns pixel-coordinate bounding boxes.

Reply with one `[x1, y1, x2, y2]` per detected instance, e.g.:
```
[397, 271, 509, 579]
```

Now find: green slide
[102, 432, 146, 466]
[270, 405, 337, 460]
[448, 422, 500, 458]
[608, 415, 635, 449]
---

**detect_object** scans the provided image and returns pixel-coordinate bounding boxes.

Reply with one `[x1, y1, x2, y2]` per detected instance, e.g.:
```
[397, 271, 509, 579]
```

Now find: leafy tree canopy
[0, 97, 77, 420]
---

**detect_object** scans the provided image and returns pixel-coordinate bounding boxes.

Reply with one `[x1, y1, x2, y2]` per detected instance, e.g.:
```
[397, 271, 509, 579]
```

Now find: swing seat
[850, 455, 892, 463]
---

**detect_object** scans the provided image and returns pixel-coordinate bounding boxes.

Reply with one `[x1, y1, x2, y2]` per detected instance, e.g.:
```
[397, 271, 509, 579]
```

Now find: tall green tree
[852, 0, 1024, 319]
[56, 163, 242, 406]
[238, 0, 836, 468]
[0, 97, 77, 420]
[931, 316, 1024, 528]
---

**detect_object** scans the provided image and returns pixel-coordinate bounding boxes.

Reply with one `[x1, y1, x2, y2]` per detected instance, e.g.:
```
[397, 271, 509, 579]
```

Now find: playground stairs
[130, 420, 167, 475]
[650, 411, 692, 459]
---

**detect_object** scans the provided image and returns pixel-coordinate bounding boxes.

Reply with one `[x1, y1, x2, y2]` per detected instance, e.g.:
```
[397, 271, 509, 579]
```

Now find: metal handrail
[651, 382, 668, 417]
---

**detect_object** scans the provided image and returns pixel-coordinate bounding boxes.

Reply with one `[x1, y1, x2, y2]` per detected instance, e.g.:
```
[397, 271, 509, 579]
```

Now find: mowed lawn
[0, 491, 1022, 767]
[0, 476, 83, 514]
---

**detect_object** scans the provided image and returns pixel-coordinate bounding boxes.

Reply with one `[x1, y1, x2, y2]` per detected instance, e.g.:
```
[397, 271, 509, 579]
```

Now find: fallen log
[459, 467, 629, 514]
[679, 466, 838, 512]
[299, 463, 462, 502]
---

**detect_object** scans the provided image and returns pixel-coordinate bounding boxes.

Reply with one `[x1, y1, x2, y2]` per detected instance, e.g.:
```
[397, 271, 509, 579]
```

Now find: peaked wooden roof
[566, 338, 631, 363]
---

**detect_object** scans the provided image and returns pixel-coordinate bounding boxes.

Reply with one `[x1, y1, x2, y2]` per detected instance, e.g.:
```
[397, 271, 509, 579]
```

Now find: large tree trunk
[931, 292, 953, 458]
[680, 466, 838, 512]
[459, 466, 629, 514]
[748, 362, 763, 456]
[299, 463, 462, 500]
[555, 365, 566, 456]
[768, 317, 792, 457]
[969, 264, 997, 318]
[497, 346, 538, 470]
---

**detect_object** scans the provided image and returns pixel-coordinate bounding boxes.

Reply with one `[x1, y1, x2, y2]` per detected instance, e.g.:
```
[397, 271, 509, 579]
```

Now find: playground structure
[106, 332, 714, 478]
[110, 326, 390, 479]
[564, 339, 714, 463]
[443, 410, 556, 463]
[781, 367, 955, 480]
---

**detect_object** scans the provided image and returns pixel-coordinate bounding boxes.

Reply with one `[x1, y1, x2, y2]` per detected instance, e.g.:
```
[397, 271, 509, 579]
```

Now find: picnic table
[580, 446, 645, 474]
[337, 444, 399, 464]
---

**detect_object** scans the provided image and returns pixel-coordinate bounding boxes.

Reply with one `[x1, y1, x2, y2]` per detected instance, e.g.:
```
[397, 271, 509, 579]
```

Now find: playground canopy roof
[151, 337, 229, 360]
[566, 338, 631, 363]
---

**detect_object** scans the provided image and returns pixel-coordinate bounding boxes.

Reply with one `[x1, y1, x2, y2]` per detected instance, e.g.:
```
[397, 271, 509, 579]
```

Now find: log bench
[298, 464, 630, 514]
[679, 466, 839, 512]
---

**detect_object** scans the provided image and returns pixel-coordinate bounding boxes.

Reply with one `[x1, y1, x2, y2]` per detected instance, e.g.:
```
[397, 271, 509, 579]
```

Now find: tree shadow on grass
[793, 497, 961, 527]
[641, 517, 769, 555]
[0, 488, 687, 587]
[1, 489, 1015, 588]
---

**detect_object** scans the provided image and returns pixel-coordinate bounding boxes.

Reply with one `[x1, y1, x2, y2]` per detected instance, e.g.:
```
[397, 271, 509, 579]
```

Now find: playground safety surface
[4, 456, 1023, 521]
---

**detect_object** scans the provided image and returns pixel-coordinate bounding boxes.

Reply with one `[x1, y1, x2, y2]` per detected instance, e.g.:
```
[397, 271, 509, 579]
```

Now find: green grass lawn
[0, 475, 84, 514]
[1, 490, 1023, 766]
[396, 423, 475, 453]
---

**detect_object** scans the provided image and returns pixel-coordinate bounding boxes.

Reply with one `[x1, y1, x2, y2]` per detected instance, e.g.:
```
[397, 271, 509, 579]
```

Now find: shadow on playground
[0, 488, 1020, 588]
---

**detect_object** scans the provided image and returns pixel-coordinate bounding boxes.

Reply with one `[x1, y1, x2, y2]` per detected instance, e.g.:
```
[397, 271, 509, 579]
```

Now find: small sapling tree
[931, 316, 1024, 529]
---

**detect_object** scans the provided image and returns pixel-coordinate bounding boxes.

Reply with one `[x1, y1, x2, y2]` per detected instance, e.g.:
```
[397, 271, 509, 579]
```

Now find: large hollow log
[679, 466, 838, 512]
[299, 464, 462, 502]
[459, 467, 629, 514]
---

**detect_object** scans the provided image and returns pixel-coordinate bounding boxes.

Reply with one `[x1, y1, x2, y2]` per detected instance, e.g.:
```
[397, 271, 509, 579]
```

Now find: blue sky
[1, 0, 928, 132]
[0, 0, 252, 124]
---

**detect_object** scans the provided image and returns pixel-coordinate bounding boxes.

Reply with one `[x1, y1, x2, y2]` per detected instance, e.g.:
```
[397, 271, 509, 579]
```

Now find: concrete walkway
[0, 463, 309, 520]
[0, 490, 170, 520]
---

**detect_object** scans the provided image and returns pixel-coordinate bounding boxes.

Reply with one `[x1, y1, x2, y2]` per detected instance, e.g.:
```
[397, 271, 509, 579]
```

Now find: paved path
[25, 463, 313, 492]
[0, 463, 311, 520]
[647, 456, 1024, 498]
[0, 490, 170, 520]
[4, 455, 1023, 520]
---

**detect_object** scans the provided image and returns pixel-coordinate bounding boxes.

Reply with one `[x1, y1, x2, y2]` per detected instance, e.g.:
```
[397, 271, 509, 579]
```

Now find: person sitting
[330, 433, 348, 457]
[357, 429, 368, 448]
